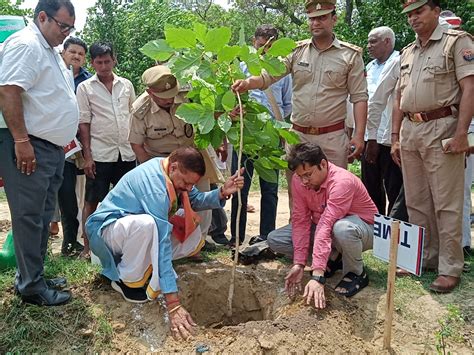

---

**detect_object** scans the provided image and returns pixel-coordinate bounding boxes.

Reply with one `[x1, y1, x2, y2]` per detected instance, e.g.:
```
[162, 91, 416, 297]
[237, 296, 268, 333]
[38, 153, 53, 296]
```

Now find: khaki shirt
[261, 36, 368, 127]
[77, 74, 136, 162]
[399, 25, 474, 113]
[128, 92, 223, 183]
[129, 92, 193, 157]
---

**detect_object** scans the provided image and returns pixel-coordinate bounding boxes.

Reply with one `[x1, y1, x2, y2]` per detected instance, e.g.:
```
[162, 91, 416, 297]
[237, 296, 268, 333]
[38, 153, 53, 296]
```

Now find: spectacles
[47, 14, 75, 34]
[299, 167, 316, 182]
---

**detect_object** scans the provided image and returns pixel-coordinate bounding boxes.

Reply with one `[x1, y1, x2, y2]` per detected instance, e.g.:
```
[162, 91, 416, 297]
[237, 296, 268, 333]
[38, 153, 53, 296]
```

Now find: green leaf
[204, 27, 231, 53]
[194, 22, 207, 44]
[278, 129, 300, 145]
[266, 38, 296, 57]
[254, 160, 278, 183]
[261, 57, 287, 76]
[172, 53, 201, 77]
[217, 45, 241, 63]
[175, 103, 205, 124]
[217, 114, 232, 133]
[139, 39, 174, 61]
[165, 27, 196, 49]
[246, 53, 262, 76]
[269, 156, 288, 169]
[194, 132, 211, 150]
[210, 127, 225, 148]
[197, 60, 212, 79]
[221, 90, 236, 112]
[198, 110, 216, 134]
[254, 133, 271, 146]
[200, 87, 215, 111]
[264, 121, 281, 148]
[258, 157, 273, 169]
[239, 45, 250, 61]
[239, 25, 246, 46]
[227, 127, 240, 145]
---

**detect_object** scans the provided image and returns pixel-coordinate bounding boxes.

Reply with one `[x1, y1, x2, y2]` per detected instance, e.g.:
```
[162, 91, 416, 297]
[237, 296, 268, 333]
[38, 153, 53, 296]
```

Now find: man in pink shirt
[268, 143, 377, 308]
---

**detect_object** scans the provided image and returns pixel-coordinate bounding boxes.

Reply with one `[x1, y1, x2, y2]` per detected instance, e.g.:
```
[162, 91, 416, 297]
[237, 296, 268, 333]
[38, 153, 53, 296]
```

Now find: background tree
[81, 0, 194, 90]
[0, 0, 31, 17]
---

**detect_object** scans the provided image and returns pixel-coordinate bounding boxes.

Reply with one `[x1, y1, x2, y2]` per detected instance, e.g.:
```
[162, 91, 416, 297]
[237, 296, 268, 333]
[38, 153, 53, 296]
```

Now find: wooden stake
[383, 220, 400, 350]
[227, 91, 244, 318]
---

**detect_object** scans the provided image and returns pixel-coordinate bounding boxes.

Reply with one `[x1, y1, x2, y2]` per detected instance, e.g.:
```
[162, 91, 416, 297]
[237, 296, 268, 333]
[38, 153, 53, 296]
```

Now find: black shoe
[111, 280, 148, 304]
[210, 234, 230, 246]
[62, 242, 84, 257]
[46, 277, 67, 290]
[249, 235, 267, 245]
[21, 288, 71, 306]
[201, 241, 217, 252]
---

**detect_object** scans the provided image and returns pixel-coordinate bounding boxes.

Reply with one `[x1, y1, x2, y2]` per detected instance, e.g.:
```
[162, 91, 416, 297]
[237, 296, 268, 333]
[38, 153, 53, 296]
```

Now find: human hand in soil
[303, 280, 326, 309]
[220, 168, 245, 198]
[169, 306, 197, 341]
[285, 264, 304, 300]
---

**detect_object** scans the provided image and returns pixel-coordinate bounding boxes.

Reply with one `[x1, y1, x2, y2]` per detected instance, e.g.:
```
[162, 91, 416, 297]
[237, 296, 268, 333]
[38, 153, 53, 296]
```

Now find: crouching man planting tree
[268, 143, 378, 308]
[85, 147, 244, 340]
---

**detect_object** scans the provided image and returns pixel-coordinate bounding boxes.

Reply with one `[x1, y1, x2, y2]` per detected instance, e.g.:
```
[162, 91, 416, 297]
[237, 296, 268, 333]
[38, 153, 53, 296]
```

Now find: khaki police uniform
[399, 24, 474, 277]
[261, 36, 368, 168]
[129, 91, 222, 185]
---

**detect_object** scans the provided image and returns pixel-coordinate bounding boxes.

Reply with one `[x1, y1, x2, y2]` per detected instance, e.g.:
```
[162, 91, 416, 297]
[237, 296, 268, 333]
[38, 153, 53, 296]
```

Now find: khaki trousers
[400, 116, 464, 277]
[285, 128, 349, 215]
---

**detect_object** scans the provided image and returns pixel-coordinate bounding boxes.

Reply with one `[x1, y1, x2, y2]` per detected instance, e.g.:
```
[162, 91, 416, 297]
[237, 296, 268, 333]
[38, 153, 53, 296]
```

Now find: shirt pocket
[322, 63, 348, 88]
[424, 56, 457, 100]
[292, 61, 313, 88]
[147, 122, 173, 139]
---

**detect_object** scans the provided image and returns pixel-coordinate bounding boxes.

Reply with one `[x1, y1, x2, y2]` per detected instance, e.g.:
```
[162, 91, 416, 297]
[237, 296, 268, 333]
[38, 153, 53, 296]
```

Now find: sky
[17, 0, 231, 32]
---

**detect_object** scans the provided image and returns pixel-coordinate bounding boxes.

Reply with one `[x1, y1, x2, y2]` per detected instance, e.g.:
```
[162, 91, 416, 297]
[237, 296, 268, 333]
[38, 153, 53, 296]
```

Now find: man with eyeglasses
[0, 0, 77, 306]
[267, 143, 377, 307]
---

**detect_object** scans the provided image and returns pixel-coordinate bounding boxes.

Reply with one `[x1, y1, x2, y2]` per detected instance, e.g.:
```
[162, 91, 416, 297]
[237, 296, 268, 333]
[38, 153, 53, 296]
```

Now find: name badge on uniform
[154, 128, 167, 131]
[401, 64, 409, 70]
[297, 62, 309, 67]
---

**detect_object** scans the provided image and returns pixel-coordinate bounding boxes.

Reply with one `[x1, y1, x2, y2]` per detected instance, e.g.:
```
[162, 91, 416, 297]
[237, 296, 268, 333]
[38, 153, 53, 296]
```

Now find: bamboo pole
[227, 91, 244, 317]
[383, 220, 400, 350]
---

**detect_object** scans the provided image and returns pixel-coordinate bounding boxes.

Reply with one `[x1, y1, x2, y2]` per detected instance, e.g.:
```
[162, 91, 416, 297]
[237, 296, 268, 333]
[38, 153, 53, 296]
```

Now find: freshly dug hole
[178, 268, 279, 328]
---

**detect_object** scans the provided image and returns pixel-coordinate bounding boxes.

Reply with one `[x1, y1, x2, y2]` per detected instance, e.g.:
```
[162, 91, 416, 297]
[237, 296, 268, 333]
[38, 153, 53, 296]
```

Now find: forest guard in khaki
[393, 0, 474, 293]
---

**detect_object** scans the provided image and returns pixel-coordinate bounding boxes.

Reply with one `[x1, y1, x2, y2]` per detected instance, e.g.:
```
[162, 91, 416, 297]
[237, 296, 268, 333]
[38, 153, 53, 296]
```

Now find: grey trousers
[0, 129, 64, 295]
[267, 215, 374, 276]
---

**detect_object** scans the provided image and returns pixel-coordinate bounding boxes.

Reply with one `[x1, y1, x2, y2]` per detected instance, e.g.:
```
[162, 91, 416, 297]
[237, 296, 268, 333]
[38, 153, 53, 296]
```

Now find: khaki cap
[305, 0, 336, 18]
[142, 65, 179, 99]
[401, 0, 428, 14]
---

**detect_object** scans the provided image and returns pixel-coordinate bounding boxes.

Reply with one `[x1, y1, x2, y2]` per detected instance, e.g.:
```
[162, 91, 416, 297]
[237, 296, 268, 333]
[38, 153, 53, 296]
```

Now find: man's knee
[267, 229, 291, 255]
[332, 219, 356, 242]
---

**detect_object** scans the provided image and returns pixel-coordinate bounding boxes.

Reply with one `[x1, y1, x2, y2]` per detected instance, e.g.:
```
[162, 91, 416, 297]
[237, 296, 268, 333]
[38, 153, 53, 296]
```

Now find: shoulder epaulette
[296, 39, 311, 47]
[339, 40, 362, 53]
[446, 29, 472, 39]
[400, 41, 416, 54]
[131, 93, 151, 120]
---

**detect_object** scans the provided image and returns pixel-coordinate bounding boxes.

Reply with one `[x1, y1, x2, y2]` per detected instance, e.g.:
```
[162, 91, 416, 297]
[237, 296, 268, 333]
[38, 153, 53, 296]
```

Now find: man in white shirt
[362, 26, 404, 217]
[77, 42, 136, 258]
[0, 0, 78, 306]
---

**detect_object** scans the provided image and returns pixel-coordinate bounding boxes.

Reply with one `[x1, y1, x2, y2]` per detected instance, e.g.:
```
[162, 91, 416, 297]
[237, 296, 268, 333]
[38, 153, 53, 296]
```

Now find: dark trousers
[230, 152, 278, 242]
[389, 184, 409, 222]
[0, 129, 64, 295]
[361, 144, 404, 215]
[208, 183, 228, 238]
[57, 161, 79, 253]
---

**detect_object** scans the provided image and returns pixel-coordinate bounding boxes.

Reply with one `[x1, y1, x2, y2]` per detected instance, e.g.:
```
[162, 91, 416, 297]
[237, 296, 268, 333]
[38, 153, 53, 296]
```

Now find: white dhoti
[102, 213, 203, 299]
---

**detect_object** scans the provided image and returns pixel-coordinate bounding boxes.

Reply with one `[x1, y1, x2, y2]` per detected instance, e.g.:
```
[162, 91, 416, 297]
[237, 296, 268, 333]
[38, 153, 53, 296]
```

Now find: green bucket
[0, 230, 16, 271]
[0, 15, 27, 43]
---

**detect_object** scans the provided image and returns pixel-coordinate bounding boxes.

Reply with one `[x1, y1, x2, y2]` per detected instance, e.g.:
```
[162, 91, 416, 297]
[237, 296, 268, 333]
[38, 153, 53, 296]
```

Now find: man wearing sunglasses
[0, 0, 77, 306]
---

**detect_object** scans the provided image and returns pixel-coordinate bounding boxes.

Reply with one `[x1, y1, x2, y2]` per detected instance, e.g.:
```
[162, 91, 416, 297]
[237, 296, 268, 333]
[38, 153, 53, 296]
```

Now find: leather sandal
[324, 254, 342, 278]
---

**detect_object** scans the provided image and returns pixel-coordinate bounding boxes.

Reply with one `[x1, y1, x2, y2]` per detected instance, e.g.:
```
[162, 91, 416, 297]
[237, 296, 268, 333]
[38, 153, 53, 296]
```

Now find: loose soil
[0, 191, 473, 353]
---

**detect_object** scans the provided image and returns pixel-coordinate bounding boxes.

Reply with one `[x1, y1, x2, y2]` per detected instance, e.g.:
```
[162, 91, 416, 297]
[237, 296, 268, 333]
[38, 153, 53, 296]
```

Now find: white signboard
[373, 214, 425, 276]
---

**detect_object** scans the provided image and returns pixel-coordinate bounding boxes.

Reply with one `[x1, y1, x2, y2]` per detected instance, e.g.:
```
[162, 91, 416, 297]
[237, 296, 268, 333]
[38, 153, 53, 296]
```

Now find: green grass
[0, 254, 113, 353]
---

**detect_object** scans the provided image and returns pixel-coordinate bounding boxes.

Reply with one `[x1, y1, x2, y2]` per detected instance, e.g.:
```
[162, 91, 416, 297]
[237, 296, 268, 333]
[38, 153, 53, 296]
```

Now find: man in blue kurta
[86, 147, 243, 340]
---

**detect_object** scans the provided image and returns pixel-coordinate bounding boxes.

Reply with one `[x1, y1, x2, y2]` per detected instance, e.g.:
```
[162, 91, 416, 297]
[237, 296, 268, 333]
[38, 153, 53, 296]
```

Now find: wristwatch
[310, 275, 326, 285]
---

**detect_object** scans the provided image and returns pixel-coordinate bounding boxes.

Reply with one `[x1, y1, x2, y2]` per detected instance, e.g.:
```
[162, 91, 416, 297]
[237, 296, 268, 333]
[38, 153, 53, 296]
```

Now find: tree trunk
[345, 0, 353, 26]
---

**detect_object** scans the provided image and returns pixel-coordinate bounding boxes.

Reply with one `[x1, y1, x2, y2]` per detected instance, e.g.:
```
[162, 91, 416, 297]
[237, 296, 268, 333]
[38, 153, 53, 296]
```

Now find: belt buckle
[411, 113, 424, 123]
[308, 126, 320, 135]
